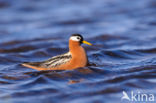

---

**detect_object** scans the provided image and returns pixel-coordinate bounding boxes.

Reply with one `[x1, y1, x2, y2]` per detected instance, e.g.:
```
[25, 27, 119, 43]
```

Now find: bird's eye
[77, 37, 81, 40]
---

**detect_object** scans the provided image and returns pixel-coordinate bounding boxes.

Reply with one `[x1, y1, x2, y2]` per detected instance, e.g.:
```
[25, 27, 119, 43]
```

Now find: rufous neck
[69, 40, 81, 52]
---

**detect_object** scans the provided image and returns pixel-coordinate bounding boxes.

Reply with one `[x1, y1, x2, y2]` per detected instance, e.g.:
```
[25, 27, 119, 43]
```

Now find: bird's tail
[22, 62, 46, 71]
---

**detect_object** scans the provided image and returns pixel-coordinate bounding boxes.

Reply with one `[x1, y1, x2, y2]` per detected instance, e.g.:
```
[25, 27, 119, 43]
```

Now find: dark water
[0, 0, 156, 103]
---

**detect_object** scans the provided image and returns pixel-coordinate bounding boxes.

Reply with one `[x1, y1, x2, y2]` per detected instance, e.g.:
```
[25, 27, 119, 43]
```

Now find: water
[0, 0, 156, 103]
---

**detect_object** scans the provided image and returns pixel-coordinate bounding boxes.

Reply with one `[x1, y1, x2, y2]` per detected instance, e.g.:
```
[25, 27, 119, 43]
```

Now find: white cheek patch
[70, 36, 79, 41]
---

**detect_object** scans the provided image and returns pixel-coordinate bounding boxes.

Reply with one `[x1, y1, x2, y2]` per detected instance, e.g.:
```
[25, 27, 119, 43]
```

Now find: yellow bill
[82, 40, 92, 46]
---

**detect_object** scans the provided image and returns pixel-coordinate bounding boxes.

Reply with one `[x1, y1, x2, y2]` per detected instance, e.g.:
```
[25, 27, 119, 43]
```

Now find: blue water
[0, 0, 156, 103]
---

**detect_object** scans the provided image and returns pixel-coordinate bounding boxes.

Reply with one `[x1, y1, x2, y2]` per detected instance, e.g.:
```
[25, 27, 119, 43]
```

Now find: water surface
[0, 0, 156, 103]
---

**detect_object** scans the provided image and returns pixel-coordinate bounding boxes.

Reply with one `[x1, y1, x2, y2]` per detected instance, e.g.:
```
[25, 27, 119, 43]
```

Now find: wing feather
[39, 52, 72, 68]
[23, 52, 72, 69]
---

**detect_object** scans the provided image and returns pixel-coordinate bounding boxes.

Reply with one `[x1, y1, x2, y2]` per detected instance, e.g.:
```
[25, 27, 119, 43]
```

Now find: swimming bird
[22, 34, 92, 71]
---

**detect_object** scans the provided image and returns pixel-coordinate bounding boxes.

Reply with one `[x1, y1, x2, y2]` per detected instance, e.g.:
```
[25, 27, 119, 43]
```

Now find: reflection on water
[0, 0, 156, 103]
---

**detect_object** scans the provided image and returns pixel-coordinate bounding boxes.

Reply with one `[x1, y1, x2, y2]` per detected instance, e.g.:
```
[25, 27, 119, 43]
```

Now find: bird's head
[69, 34, 92, 46]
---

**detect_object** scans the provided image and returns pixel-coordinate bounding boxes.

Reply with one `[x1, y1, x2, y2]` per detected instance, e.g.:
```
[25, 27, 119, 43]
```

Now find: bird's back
[22, 52, 72, 70]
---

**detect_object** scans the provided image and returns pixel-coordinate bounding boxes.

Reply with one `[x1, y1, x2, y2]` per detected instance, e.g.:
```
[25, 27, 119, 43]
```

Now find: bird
[22, 34, 92, 71]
